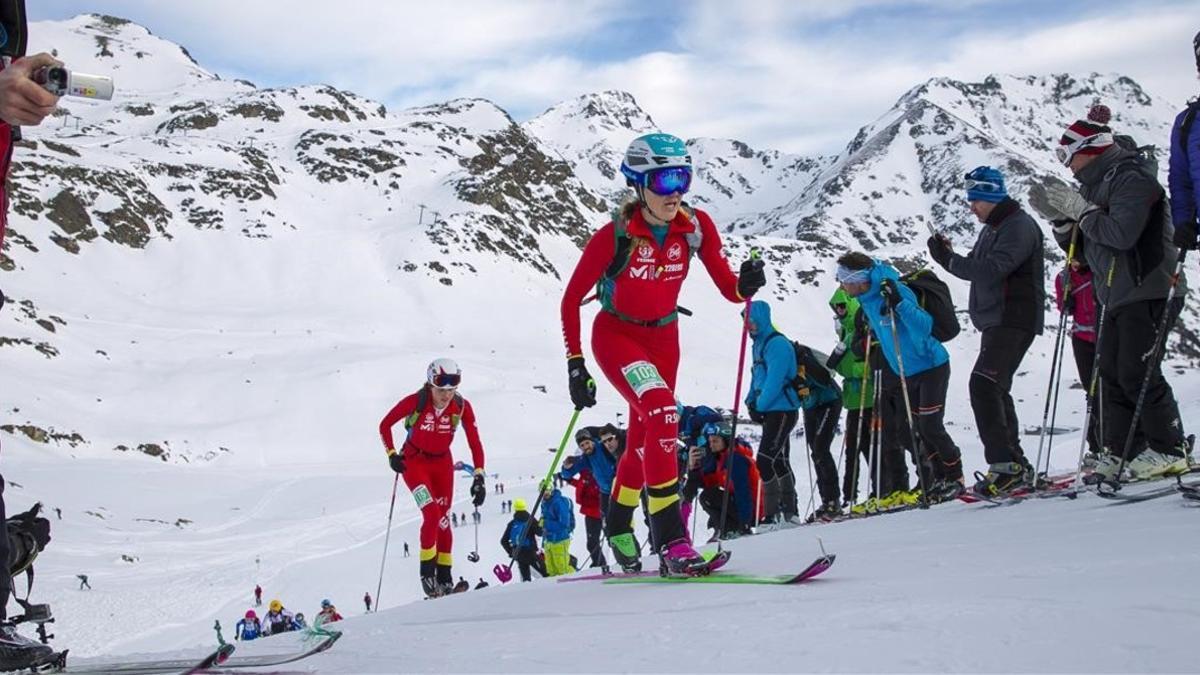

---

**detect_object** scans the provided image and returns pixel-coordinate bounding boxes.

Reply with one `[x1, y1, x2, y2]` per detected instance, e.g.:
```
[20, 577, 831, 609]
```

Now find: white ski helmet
[619, 133, 692, 186]
[426, 357, 462, 389]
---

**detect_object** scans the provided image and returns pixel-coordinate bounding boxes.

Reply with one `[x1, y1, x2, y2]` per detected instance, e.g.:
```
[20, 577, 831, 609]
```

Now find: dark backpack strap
[1182, 101, 1200, 164]
[602, 211, 633, 281]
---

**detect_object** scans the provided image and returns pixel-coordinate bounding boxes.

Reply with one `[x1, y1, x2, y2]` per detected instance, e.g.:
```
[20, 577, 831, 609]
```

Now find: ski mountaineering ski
[58, 630, 340, 675]
[1096, 468, 1200, 504]
[559, 553, 835, 586]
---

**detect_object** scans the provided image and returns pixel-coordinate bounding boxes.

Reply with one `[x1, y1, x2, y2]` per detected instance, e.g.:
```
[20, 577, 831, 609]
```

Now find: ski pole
[871, 369, 883, 509]
[1032, 226, 1080, 489]
[1070, 258, 1117, 490]
[884, 290, 932, 508]
[373, 472, 401, 612]
[494, 407, 583, 582]
[1111, 250, 1189, 486]
[715, 250, 758, 549]
[467, 507, 480, 563]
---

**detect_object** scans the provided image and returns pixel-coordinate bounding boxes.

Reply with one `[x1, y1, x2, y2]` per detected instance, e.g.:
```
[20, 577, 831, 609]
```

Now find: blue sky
[27, 0, 1200, 155]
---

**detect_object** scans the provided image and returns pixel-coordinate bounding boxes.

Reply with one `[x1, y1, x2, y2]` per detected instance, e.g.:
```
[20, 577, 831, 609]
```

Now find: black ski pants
[804, 401, 842, 505]
[969, 326, 1035, 466]
[697, 486, 742, 534]
[755, 410, 798, 482]
[878, 369, 916, 493]
[1071, 335, 1101, 455]
[0, 475, 7, 620]
[842, 407, 874, 501]
[584, 515, 606, 567]
[1100, 298, 1185, 458]
[887, 362, 962, 482]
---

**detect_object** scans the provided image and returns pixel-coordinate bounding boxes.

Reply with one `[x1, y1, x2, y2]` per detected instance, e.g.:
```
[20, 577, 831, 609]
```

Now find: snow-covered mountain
[2, 14, 1199, 668]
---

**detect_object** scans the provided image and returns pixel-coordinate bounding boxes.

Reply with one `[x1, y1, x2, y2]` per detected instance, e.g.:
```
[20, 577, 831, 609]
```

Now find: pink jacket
[1055, 268, 1096, 343]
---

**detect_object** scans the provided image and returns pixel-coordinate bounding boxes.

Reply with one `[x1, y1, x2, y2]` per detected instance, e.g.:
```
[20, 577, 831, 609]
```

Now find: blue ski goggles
[431, 372, 461, 389]
[640, 166, 692, 196]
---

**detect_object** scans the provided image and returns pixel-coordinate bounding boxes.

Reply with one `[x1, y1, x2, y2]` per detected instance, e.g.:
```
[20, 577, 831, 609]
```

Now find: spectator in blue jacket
[744, 300, 802, 526]
[560, 426, 617, 523]
[836, 252, 964, 502]
[540, 487, 576, 576]
[1168, 31, 1200, 253]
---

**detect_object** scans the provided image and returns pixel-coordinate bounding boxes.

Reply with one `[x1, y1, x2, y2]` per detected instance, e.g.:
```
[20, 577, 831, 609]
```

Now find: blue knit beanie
[965, 166, 1007, 203]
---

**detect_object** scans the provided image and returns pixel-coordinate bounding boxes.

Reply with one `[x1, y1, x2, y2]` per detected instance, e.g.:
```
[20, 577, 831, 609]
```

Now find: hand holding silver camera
[35, 65, 113, 100]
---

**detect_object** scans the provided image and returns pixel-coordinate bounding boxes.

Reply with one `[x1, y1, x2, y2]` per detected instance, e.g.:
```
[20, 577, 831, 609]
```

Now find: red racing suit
[561, 205, 742, 532]
[379, 387, 485, 571]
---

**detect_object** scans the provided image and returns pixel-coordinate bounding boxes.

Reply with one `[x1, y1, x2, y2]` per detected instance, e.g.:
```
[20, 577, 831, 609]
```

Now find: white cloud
[31, 0, 1200, 156]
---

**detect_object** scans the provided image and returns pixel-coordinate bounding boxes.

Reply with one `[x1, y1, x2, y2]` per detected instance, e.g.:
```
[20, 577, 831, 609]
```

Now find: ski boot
[420, 575, 444, 599]
[1127, 448, 1190, 480]
[805, 501, 842, 523]
[658, 538, 727, 577]
[925, 477, 964, 503]
[607, 532, 643, 573]
[0, 622, 55, 672]
[971, 462, 1028, 498]
[1085, 451, 1126, 486]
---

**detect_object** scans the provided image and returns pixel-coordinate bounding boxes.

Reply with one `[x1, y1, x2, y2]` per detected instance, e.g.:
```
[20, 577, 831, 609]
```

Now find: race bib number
[413, 484, 433, 509]
[621, 361, 668, 397]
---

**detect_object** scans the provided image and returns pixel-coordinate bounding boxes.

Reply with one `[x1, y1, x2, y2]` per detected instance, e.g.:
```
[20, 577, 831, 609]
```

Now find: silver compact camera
[36, 66, 114, 100]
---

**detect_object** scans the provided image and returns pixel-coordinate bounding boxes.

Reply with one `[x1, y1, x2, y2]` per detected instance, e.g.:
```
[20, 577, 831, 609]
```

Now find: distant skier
[316, 599, 342, 626]
[559, 133, 765, 575]
[77, 574, 91, 590]
[254, 584, 262, 606]
[501, 499, 544, 582]
[363, 592, 372, 612]
[235, 610, 261, 641]
[451, 512, 459, 528]
[403, 542, 409, 558]
[378, 358, 488, 598]
[53, 507, 61, 520]
[261, 599, 296, 636]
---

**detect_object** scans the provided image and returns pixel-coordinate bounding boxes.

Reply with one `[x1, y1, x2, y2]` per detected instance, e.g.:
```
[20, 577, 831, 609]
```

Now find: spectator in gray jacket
[1045, 113, 1190, 483]
[928, 166, 1044, 496]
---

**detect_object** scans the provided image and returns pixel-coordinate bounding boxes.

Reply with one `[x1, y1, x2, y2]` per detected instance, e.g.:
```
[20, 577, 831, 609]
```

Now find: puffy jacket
[856, 261, 950, 377]
[563, 467, 602, 519]
[1058, 144, 1188, 310]
[559, 442, 616, 495]
[1055, 267, 1097, 343]
[746, 301, 801, 413]
[1168, 101, 1200, 237]
[942, 198, 1045, 334]
[540, 489, 575, 543]
[829, 289, 873, 410]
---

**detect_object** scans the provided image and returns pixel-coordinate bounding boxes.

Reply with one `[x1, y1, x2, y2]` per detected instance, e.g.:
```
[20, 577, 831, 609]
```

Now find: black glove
[388, 452, 406, 474]
[1174, 219, 1198, 251]
[826, 342, 847, 369]
[926, 235, 952, 268]
[470, 473, 486, 507]
[567, 356, 597, 409]
[747, 403, 764, 424]
[737, 258, 766, 298]
[879, 278, 902, 312]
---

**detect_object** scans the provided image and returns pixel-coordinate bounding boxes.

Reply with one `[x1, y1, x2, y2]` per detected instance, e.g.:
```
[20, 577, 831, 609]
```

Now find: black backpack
[900, 268, 960, 342]
[762, 335, 840, 400]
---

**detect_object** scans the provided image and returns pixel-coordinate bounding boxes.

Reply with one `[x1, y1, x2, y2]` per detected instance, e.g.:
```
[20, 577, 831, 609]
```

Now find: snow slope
[1, 13, 1198, 673]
